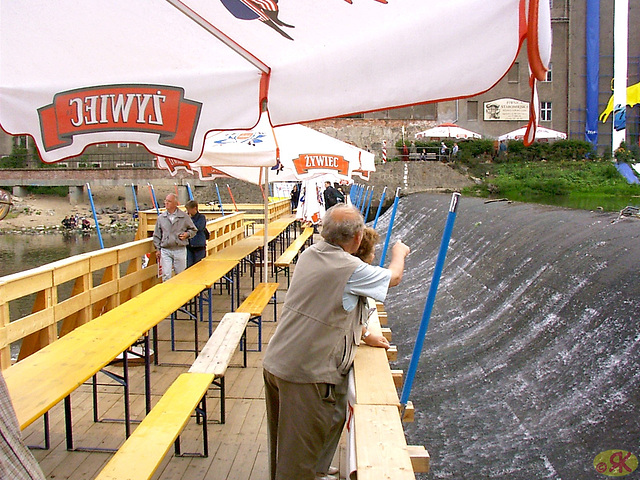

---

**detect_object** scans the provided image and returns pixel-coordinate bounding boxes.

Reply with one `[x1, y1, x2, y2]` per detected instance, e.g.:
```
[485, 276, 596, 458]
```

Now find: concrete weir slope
[376, 193, 640, 480]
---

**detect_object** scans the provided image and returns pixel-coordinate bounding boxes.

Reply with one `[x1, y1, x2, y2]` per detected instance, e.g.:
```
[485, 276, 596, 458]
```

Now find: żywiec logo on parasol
[38, 84, 202, 151]
[293, 154, 348, 178]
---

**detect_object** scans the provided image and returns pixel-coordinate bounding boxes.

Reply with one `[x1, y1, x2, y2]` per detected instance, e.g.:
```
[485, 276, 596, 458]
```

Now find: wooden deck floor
[24, 279, 344, 480]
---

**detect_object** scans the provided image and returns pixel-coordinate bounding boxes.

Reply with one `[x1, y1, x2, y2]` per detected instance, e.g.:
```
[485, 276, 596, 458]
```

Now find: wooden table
[4, 282, 204, 450]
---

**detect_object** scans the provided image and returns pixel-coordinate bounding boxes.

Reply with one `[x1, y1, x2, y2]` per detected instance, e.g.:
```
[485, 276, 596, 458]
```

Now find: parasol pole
[364, 186, 375, 222]
[186, 183, 194, 201]
[227, 184, 239, 211]
[373, 186, 387, 228]
[148, 183, 160, 214]
[215, 183, 225, 216]
[400, 193, 460, 407]
[86, 182, 104, 249]
[263, 167, 269, 284]
[379, 187, 401, 267]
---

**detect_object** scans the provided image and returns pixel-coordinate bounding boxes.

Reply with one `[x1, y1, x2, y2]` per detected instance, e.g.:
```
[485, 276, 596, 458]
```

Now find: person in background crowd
[185, 200, 207, 267]
[152, 193, 197, 281]
[323, 181, 341, 211]
[290, 184, 300, 213]
[440, 141, 448, 160]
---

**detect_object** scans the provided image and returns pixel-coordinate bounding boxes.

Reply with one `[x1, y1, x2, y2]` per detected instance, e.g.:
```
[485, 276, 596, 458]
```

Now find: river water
[0, 231, 135, 278]
[375, 194, 640, 479]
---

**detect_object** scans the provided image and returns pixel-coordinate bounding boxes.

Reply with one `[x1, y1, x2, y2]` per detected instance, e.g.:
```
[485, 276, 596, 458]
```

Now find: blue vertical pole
[186, 183, 194, 201]
[148, 183, 160, 214]
[360, 187, 369, 213]
[130, 184, 139, 218]
[86, 182, 104, 249]
[400, 193, 461, 406]
[364, 186, 375, 222]
[379, 188, 401, 267]
[585, 0, 600, 148]
[215, 183, 225, 216]
[356, 185, 365, 209]
[373, 186, 387, 228]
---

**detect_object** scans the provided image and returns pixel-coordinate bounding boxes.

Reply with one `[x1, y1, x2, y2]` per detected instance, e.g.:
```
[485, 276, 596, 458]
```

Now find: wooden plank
[407, 445, 430, 473]
[189, 312, 250, 377]
[353, 405, 415, 480]
[236, 283, 278, 316]
[95, 373, 215, 480]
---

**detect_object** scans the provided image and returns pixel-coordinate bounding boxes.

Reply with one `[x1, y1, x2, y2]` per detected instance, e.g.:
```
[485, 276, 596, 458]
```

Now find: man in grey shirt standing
[263, 204, 410, 480]
[152, 193, 197, 281]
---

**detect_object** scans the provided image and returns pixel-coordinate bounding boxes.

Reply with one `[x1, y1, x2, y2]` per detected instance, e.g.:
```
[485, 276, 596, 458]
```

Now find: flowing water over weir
[376, 193, 640, 480]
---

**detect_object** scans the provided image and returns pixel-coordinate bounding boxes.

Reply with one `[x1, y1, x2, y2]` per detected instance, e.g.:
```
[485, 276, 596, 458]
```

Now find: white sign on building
[484, 98, 529, 121]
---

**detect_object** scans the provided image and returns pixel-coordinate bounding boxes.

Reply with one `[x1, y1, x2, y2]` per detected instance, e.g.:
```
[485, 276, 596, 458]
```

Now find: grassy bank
[458, 159, 640, 211]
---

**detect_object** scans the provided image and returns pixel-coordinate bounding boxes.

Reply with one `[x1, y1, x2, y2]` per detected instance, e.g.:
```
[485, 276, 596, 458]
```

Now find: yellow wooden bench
[188, 312, 251, 423]
[235, 282, 279, 352]
[274, 227, 314, 287]
[95, 372, 215, 480]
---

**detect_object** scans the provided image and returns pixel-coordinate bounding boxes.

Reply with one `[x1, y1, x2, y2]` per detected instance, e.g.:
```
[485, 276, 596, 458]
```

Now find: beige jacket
[263, 241, 363, 385]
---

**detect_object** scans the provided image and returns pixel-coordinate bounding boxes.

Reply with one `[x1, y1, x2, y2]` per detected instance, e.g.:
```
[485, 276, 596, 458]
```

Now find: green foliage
[0, 146, 28, 168]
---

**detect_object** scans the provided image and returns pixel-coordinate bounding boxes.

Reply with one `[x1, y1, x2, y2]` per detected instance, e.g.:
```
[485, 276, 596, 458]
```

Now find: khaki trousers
[263, 369, 336, 480]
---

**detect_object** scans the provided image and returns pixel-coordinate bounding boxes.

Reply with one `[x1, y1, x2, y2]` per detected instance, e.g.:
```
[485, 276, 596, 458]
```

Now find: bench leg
[27, 412, 50, 450]
[247, 315, 262, 352]
[175, 395, 209, 457]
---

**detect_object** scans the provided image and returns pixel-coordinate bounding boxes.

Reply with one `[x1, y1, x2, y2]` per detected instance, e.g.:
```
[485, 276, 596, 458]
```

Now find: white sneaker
[327, 466, 339, 475]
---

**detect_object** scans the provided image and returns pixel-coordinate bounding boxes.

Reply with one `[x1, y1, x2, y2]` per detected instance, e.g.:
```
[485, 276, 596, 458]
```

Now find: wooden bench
[188, 312, 251, 423]
[235, 282, 279, 352]
[274, 227, 314, 287]
[94, 372, 214, 480]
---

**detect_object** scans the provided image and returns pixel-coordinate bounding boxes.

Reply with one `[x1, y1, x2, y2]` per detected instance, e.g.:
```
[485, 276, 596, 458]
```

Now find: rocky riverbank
[0, 194, 137, 234]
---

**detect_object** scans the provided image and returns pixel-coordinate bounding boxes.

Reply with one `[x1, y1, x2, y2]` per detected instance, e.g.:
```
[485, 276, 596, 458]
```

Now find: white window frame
[540, 102, 552, 122]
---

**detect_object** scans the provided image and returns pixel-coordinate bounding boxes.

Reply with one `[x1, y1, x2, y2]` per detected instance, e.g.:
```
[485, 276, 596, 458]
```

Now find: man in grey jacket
[263, 204, 410, 480]
[152, 193, 197, 281]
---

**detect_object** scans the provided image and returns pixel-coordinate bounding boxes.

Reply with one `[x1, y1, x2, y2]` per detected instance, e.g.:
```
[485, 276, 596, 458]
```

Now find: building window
[540, 102, 552, 121]
[117, 143, 129, 148]
[467, 101, 478, 121]
[543, 63, 552, 82]
[508, 62, 520, 83]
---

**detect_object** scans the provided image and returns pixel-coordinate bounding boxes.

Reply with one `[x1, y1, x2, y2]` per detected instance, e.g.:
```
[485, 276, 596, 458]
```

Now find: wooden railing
[135, 199, 291, 239]
[0, 212, 247, 370]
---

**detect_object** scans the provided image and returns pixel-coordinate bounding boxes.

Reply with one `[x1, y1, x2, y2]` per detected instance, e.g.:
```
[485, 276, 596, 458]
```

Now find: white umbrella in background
[157, 123, 370, 185]
[498, 126, 567, 142]
[0, 0, 552, 164]
[415, 123, 482, 140]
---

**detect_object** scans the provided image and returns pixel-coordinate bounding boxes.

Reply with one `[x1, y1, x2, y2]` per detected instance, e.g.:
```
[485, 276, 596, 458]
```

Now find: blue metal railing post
[86, 182, 104, 249]
[400, 193, 461, 406]
[130, 184, 139, 219]
[373, 186, 387, 228]
[379, 187, 401, 267]
[215, 183, 225, 216]
[148, 183, 160, 214]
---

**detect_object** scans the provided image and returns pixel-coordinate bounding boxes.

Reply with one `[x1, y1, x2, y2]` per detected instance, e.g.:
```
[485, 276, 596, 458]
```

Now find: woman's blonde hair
[354, 227, 380, 262]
